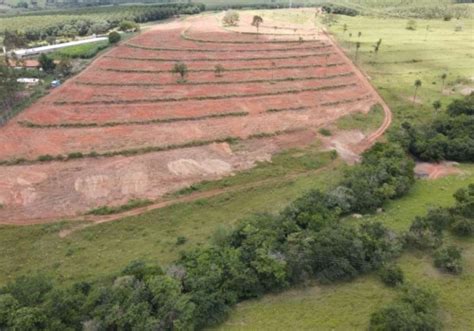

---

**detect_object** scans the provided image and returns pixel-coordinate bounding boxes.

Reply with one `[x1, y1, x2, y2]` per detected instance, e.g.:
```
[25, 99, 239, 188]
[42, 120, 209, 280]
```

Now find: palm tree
[372, 39, 382, 59]
[413, 79, 422, 103]
[440, 73, 447, 92]
[252, 16, 263, 38]
[432, 100, 441, 115]
[355, 42, 361, 62]
[358, 31, 362, 39]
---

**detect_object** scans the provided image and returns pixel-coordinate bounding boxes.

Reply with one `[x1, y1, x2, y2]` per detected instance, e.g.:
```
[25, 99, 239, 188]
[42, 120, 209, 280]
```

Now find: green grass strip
[76, 72, 354, 87]
[18, 111, 249, 129]
[266, 106, 308, 113]
[104, 51, 334, 62]
[100, 62, 346, 74]
[54, 83, 357, 106]
[320, 94, 373, 106]
[123, 42, 330, 53]
[86, 199, 153, 216]
[0, 128, 303, 166]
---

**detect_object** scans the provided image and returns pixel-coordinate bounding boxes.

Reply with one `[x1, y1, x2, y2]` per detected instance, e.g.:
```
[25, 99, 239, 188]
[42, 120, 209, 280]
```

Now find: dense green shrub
[322, 4, 359, 16]
[108, 31, 121, 44]
[405, 184, 474, 245]
[402, 94, 474, 162]
[369, 285, 441, 330]
[379, 264, 404, 287]
[342, 143, 415, 213]
[38, 54, 55, 73]
[433, 246, 463, 274]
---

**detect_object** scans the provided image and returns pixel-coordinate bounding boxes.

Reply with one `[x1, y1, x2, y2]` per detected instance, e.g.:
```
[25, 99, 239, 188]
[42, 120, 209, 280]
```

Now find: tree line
[398, 94, 474, 162]
[2, 3, 204, 49]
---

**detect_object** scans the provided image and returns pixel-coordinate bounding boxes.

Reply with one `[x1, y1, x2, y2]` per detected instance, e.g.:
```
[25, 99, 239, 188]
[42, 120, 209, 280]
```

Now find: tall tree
[0, 62, 22, 113]
[440, 73, 447, 92]
[413, 79, 422, 103]
[3, 30, 27, 51]
[373, 38, 382, 58]
[355, 42, 361, 62]
[432, 100, 442, 118]
[171, 62, 188, 83]
[252, 16, 263, 38]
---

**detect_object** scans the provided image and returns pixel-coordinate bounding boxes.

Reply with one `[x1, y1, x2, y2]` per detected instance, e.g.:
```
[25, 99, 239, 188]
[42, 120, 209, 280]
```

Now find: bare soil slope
[0, 13, 383, 223]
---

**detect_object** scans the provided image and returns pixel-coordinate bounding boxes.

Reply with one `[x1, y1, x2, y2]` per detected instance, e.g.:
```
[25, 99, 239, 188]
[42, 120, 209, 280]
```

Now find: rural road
[322, 28, 392, 152]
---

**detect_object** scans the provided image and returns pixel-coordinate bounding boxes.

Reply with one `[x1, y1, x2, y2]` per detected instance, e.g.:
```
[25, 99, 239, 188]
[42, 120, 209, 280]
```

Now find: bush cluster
[401, 94, 474, 162]
[322, 4, 359, 16]
[369, 285, 441, 330]
[405, 184, 474, 250]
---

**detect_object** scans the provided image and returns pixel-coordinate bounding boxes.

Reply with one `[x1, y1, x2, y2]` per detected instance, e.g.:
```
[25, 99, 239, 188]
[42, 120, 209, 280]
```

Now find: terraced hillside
[0, 12, 383, 223]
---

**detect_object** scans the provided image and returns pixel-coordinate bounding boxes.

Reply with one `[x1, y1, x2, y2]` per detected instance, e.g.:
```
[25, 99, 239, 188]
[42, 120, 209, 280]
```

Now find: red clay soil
[414, 162, 463, 179]
[0, 13, 386, 224]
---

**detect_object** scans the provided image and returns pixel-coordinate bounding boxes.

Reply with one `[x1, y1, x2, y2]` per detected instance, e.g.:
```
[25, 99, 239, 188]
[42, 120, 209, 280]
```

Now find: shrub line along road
[0, 18, 392, 229]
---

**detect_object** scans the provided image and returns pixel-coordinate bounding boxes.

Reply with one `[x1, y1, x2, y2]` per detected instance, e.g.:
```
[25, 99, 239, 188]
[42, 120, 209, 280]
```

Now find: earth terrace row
[108, 45, 332, 61]
[182, 26, 318, 44]
[96, 62, 346, 74]
[0, 128, 305, 166]
[75, 72, 354, 87]
[81, 64, 349, 85]
[103, 51, 334, 62]
[130, 27, 326, 50]
[54, 81, 359, 105]
[20, 87, 369, 125]
[123, 42, 331, 53]
[19, 94, 374, 129]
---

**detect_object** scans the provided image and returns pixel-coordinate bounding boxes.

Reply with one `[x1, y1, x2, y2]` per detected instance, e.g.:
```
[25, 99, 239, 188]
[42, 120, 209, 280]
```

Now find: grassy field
[328, 13, 474, 128]
[256, 8, 473, 127]
[0, 148, 342, 285]
[216, 165, 474, 331]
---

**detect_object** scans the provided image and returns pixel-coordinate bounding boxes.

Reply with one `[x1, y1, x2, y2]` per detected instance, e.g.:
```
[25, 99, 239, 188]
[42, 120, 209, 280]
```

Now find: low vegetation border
[76, 72, 354, 87]
[123, 43, 330, 53]
[104, 51, 334, 63]
[0, 128, 304, 166]
[181, 27, 318, 44]
[54, 83, 357, 106]
[99, 62, 346, 74]
[320, 94, 373, 106]
[266, 106, 308, 113]
[17, 111, 249, 129]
